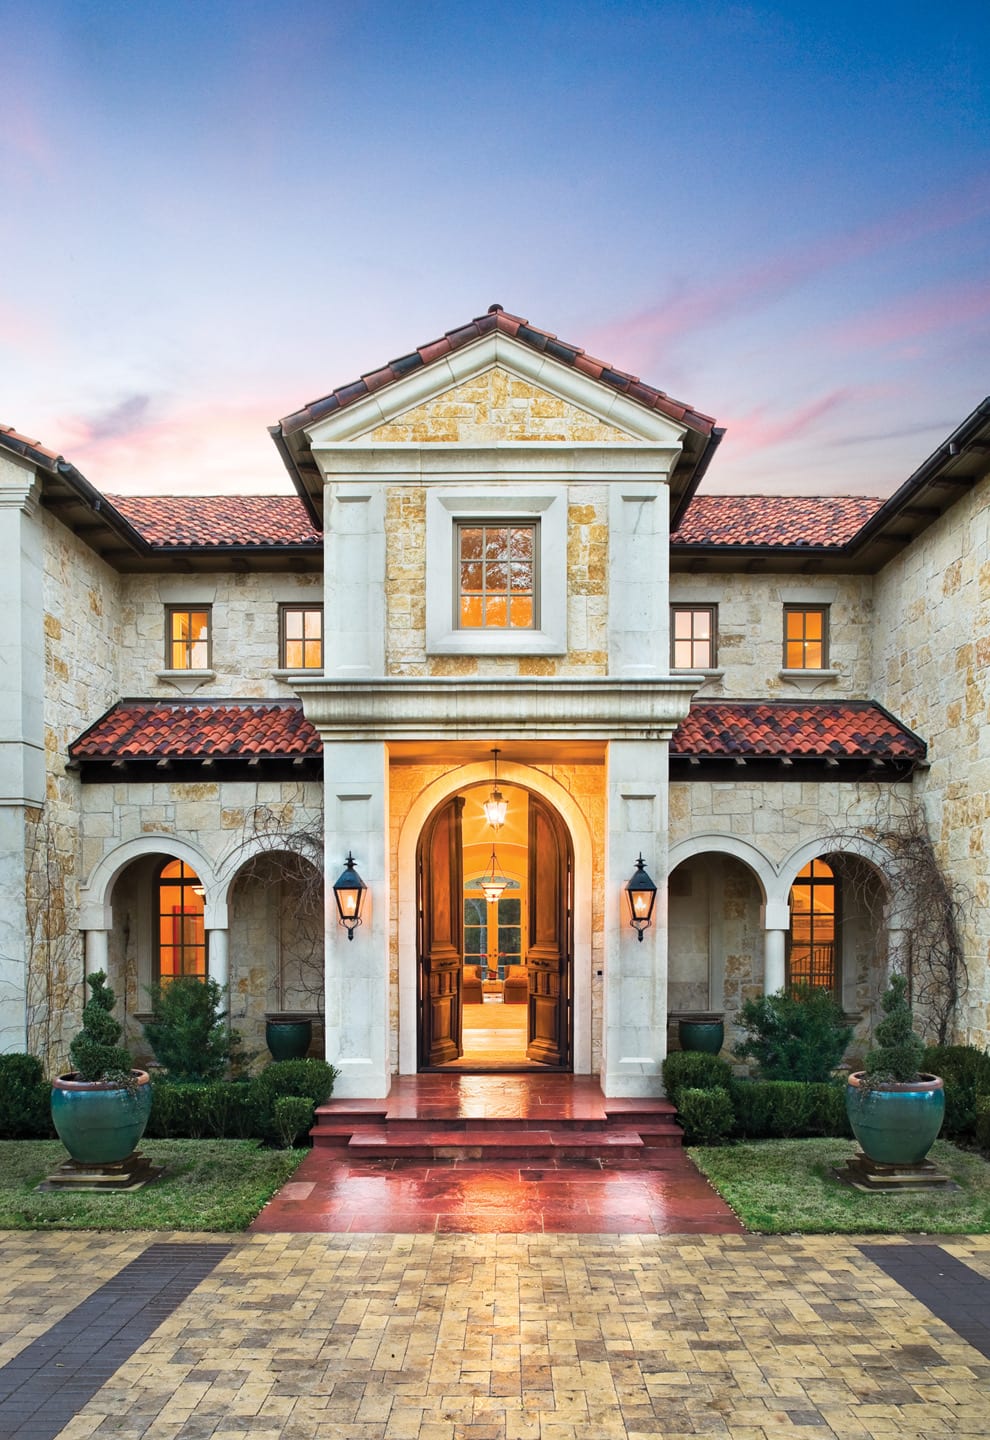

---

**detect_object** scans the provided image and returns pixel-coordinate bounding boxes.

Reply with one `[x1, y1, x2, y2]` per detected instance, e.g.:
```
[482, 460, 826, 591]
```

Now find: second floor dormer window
[457, 522, 536, 630]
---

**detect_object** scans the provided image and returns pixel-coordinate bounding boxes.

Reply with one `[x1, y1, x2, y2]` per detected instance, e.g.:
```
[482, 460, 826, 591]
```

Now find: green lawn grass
[0, 1140, 306, 1231]
[689, 1138, 990, 1234]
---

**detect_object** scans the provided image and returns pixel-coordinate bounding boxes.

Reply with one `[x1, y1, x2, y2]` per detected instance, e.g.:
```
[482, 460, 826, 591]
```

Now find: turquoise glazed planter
[265, 1016, 313, 1061]
[845, 1072, 945, 1165]
[678, 1016, 725, 1055]
[51, 1071, 152, 1165]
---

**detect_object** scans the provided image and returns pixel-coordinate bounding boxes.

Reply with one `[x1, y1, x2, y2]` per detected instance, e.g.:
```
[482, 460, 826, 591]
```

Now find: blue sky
[1, 1, 987, 496]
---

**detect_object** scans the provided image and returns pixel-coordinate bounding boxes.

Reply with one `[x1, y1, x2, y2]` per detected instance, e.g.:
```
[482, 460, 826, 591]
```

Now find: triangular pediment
[304, 330, 689, 448]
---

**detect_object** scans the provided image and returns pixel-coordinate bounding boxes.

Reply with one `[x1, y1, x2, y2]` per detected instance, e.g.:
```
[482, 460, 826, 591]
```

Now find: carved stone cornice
[293, 675, 699, 742]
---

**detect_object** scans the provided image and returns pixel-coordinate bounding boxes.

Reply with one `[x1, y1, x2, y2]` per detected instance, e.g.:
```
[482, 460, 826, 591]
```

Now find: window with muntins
[156, 859, 207, 981]
[671, 605, 717, 669]
[784, 605, 829, 669]
[166, 606, 211, 670]
[280, 604, 323, 669]
[787, 859, 837, 992]
[457, 522, 536, 629]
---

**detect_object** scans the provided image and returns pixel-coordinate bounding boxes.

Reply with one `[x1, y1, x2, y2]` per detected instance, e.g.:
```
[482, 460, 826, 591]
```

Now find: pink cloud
[828, 278, 990, 351]
[589, 179, 990, 372]
[56, 394, 289, 494]
[719, 387, 858, 460]
[0, 86, 56, 171]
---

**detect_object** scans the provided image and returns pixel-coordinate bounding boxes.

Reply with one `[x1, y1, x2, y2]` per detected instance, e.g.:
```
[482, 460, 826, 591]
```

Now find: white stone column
[603, 738, 670, 1096]
[322, 483, 386, 678]
[84, 929, 109, 980]
[607, 482, 670, 676]
[763, 899, 790, 994]
[323, 740, 390, 1098]
[0, 461, 44, 1054]
[208, 928, 229, 996]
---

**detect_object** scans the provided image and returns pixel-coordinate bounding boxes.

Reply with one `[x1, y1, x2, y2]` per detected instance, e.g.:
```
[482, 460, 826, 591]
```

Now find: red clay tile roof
[71, 698, 924, 767]
[279, 305, 717, 439]
[106, 495, 321, 548]
[671, 701, 925, 760]
[70, 701, 321, 761]
[0, 424, 62, 469]
[671, 495, 884, 548]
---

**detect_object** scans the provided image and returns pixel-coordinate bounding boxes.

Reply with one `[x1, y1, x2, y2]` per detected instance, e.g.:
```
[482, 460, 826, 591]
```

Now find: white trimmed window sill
[273, 668, 324, 682]
[157, 669, 215, 695]
[778, 668, 839, 694]
[670, 668, 724, 680]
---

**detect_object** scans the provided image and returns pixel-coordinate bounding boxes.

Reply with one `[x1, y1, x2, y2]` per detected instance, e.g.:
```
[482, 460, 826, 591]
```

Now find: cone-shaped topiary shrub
[69, 971, 133, 1082]
[863, 972, 926, 1085]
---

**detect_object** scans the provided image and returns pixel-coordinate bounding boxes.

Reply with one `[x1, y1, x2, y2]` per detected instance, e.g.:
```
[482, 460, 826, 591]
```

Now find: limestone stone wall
[367, 368, 634, 446]
[82, 779, 324, 1060]
[28, 511, 124, 1068]
[872, 470, 990, 1048]
[669, 572, 874, 697]
[117, 571, 323, 699]
[384, 483, 610, 677]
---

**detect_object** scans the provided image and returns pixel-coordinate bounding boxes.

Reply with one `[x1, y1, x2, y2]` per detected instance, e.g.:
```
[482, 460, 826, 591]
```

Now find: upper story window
[166, 606, 211, 671]
[156, 859, 207, 982]
[783, 605, 828, 670]
[280, 604, 323, 669]
[671, 605, 717, 669]
[457, 523, 536, 630]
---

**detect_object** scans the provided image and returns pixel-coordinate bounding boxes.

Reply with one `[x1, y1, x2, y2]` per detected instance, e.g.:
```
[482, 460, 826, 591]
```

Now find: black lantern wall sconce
[332, 853, 367, 940]
[626, 855, 657, 941]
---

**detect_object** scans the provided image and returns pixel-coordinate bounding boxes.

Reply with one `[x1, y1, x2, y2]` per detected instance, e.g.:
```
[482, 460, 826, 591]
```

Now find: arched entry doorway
[417, 783, 574, 1071]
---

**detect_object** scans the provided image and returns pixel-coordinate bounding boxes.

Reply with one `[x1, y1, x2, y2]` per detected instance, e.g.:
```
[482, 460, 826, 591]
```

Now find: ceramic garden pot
[265, 1015, 313, 1061]
[677, 1015, 725, 1055]
[51, 1071, 152, 1165]
[845, 1071, 945, 1165]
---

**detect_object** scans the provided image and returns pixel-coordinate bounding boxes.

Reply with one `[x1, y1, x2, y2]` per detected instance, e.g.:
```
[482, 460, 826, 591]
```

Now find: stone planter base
[38, 1150, 163, 1192]
[834, 1152, 958, 1193]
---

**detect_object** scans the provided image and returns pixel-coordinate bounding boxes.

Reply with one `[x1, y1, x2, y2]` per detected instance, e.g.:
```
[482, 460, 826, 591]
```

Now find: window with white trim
[425, 487, 566, 655]
[671, 604, 717, 669]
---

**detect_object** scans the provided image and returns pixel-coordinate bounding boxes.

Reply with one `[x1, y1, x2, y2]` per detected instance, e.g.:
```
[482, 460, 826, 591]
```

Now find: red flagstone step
[311, 1078, 683, 1159]
[339, 1124, 648, 1161]
[251, 1076, 743, 1235]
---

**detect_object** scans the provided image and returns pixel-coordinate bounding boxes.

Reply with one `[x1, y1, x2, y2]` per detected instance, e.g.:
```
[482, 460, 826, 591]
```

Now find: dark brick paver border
[860, 1243, 990, 1359]
[0, 1242, 231, 1440]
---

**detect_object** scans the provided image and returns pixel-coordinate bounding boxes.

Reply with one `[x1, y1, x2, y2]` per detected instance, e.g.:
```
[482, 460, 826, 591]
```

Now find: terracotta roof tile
[70, 701, 321, 761]
[670, 701, 925, 761]
[105, 495, 321, 548]
[672, 495, 883, 548]
[0, 424, 62, 468]
[279, 305, 717, 439]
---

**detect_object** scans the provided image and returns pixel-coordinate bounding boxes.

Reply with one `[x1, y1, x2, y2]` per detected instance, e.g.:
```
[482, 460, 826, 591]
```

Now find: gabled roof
[271, 305, 724, 527]
[278, 305, 718, 439]
[670, 700, 925, 771]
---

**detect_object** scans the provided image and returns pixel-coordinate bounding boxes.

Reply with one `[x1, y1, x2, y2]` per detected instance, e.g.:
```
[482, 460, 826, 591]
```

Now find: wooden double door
[417, 791, 573, 1069]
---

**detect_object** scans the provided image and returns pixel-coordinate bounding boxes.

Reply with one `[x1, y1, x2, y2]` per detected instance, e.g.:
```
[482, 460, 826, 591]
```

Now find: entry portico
[276, 308, 720, 1098]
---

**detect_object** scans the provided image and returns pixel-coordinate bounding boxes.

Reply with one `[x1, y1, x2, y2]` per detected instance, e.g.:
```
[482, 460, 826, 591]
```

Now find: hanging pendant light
[482, 747, 508, 831]
[481, 845, 509, 903]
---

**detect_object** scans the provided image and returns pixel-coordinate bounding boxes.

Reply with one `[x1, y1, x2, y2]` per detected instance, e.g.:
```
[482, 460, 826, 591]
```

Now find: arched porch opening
[397, 761, 593, 1078]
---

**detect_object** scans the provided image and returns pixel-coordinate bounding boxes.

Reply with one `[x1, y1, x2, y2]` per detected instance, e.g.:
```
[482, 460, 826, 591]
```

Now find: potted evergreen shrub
[846, 972, 944, 1165]
[51, 971, 152, 1165]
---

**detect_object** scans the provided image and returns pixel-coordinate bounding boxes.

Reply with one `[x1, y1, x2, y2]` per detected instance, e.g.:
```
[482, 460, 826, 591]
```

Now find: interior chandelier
[483, 747, 508, 830]
[481, 845, 509, 903]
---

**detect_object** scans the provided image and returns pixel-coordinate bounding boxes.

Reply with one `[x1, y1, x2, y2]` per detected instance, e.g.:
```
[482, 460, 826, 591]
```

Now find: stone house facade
[1, 306, 987, 1097]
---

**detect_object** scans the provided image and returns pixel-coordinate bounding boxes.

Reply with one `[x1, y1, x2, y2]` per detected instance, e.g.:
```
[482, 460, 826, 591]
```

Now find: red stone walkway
[251, 1074, 743, 1234]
